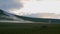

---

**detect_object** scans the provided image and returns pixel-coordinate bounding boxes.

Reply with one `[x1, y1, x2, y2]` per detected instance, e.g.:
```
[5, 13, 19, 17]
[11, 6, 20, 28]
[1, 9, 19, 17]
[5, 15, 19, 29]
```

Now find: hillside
[0, 9, 15, 20]
[0, 9, 34, 23]
[0, 9, 60, 23]
[15, 15, 60, 24]
[0, 9, 21, 21]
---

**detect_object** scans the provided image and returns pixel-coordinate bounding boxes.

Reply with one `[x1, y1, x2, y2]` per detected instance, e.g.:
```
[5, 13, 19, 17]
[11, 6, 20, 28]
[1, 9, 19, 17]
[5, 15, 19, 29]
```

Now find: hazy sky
[0, 0, 60, 16]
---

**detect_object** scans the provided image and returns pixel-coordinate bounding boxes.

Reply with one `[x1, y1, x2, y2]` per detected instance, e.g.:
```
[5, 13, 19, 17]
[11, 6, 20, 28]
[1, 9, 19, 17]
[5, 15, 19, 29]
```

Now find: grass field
[0, 22, 60, 34]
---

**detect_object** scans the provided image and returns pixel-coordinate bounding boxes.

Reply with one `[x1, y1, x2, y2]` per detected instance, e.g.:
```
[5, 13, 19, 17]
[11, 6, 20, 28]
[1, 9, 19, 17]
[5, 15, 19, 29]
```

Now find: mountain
[14, 13, 60, 24]
[0, 9, 6, 16]
[0, 9, 60, 23]
[0, 9, 15, 20]
[0, 9, 21, 21]
[15, 15, 60, 23]
[0, 9, 34, 23]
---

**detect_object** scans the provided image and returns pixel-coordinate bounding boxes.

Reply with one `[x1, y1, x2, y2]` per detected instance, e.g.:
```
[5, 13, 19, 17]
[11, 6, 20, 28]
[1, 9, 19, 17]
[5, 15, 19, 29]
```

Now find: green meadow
[0, 22, 60, 34]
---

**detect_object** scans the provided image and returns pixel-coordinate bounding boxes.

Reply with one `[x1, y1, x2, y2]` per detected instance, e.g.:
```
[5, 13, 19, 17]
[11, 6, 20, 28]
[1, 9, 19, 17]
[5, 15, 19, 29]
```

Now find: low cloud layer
[0, 0, 23, 11]
[26, 13, 60, 19]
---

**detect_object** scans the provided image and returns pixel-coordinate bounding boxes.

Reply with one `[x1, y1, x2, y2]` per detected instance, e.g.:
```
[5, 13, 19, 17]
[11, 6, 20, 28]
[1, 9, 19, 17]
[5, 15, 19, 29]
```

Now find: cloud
[26, 13, 60, 19]
[0, 0, 23, 11]
[0, 0, 60, 16]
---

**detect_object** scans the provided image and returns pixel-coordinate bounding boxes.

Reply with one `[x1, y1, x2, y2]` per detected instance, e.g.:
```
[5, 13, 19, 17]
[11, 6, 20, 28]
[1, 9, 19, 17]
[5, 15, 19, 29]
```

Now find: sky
[0, 0, 23, 14]
[0, 0, 60, 18]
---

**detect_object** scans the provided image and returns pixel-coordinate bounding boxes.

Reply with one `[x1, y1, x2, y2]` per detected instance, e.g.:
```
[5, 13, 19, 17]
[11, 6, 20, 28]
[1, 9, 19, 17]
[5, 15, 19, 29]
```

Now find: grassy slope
[0, 23, 60, 34]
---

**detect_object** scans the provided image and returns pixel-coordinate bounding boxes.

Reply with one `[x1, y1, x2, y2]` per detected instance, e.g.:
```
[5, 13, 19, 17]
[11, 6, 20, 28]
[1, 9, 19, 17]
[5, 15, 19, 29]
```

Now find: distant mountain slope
[0, 9, 34, 23]
[15, 15, 60, 23]
[0, 9, 21, 21]
[0, 9, 6, 16]
[0, 9, 60, 23]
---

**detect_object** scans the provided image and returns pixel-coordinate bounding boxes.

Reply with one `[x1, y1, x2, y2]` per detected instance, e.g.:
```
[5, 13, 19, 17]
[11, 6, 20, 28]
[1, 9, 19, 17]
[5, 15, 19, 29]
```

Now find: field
[0, 22, 60, 34]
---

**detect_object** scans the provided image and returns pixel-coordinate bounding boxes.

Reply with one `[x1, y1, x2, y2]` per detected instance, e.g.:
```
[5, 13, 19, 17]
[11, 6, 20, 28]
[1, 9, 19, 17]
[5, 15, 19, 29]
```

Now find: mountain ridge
[0, 9, 60, 23]
[0, 9, 21, 21]
[0, 9, 34, 23]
